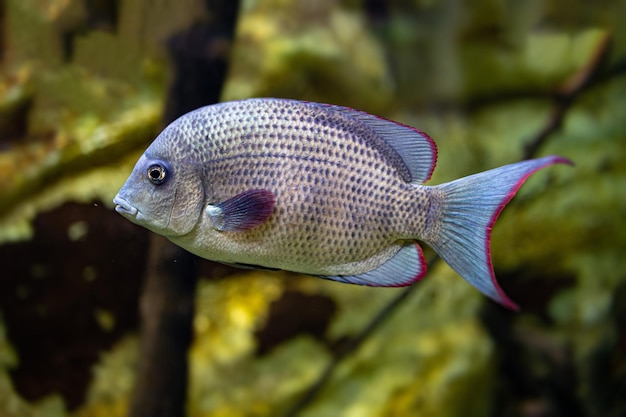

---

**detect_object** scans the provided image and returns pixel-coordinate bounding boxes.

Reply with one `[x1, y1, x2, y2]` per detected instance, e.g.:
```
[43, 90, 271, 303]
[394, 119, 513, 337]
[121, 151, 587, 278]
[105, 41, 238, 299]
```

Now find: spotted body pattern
[114, 98, 570, 309]
[180, 100, 433, 273]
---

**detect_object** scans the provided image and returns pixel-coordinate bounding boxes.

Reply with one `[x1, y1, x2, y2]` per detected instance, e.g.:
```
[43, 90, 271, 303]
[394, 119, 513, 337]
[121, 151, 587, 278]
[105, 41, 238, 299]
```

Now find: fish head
[113, 144, 205, 237]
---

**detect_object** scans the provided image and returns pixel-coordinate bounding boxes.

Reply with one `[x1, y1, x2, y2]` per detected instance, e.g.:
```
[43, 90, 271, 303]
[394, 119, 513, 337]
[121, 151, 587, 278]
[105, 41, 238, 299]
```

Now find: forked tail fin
[427, 156, 572, 310]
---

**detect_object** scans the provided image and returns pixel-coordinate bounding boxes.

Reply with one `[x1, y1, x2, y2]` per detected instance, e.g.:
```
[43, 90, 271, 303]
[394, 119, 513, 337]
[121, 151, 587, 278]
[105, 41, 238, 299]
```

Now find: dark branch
[285, 257, 440, 417]
[126, 2, 241, 417]
[523, 32, 612, 160]
[127, 235, 198, 417]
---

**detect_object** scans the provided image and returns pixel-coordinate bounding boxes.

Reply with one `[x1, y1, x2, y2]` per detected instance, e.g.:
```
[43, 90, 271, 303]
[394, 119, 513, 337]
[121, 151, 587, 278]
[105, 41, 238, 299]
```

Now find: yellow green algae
[0, 105, 160, 243]
[0, 0, 625, 416]
[222, 0, 394, 114]
[299, 265, 494, 417]
[0, 315, 66, 417]
[491, 76, 626, 334]
[68, 269, 493, 417]
[0, 61, 164, 239]
[0, 0, 183, 243]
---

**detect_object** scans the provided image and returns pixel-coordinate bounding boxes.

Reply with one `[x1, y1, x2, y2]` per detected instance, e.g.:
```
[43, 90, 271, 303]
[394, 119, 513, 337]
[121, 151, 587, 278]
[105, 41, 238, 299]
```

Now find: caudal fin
[426, 156, 572, 310]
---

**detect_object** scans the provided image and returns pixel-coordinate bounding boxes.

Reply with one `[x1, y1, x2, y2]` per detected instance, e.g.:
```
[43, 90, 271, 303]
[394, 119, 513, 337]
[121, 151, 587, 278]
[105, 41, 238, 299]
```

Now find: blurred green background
[0, 0, 624, 416]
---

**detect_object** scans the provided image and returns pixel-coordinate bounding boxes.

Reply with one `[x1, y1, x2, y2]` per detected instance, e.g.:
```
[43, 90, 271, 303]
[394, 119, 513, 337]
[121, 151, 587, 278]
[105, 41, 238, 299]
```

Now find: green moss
[0, 0, 623, 415]
[0, 316, 68, 417]
[0, 0, 177, 241]
[0, 316, 17, 370]
[187, 272, 332, 417]
[296, 264, 492, 417]
[222, 6, 393, 114]
[0, 101, 161, 243]
[65, 267, 492, 417]
[73, 337, 138, 417]
[5, 0, 65, 68]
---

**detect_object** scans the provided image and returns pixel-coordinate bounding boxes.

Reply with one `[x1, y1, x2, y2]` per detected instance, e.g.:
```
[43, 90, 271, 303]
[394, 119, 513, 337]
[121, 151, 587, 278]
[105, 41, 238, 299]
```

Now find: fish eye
[147, 163, 168, 185]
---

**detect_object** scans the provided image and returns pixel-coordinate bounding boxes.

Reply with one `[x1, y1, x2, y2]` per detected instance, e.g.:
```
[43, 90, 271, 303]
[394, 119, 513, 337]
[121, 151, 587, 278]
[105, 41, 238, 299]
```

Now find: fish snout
[113, 195, 138, 217]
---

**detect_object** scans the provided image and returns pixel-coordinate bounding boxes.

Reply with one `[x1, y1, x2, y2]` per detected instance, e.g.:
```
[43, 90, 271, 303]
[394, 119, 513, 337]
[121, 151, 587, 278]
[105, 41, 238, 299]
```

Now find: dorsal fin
[313, 103, 438, 184]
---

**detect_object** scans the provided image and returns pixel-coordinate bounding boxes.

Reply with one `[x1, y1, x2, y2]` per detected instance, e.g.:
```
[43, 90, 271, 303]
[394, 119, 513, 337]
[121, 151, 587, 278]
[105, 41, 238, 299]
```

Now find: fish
[113, 98, 571, 310]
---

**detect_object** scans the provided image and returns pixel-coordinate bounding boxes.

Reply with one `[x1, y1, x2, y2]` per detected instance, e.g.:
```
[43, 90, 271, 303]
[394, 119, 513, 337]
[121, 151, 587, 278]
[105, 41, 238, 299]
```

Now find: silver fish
[114, 98, 571, 309]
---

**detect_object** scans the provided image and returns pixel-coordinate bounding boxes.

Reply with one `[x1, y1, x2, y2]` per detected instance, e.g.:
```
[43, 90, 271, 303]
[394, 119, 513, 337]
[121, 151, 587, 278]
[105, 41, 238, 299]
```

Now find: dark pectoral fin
[207, 189, 276, 232]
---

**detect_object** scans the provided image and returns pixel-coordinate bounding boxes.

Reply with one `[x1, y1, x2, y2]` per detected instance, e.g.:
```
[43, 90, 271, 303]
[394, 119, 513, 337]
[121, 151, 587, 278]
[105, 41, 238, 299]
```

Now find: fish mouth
[113, 195, 138, 217]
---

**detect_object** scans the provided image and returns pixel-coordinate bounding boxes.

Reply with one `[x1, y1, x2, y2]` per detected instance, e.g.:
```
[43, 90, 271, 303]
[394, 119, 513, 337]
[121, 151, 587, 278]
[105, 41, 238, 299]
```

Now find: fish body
[114, 98, 570, 309]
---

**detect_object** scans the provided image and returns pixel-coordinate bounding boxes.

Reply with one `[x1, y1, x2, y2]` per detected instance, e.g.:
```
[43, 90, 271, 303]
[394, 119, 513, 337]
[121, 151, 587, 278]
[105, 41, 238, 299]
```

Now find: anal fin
[320, 243, 426, 287]
[219, 261, 282, 272]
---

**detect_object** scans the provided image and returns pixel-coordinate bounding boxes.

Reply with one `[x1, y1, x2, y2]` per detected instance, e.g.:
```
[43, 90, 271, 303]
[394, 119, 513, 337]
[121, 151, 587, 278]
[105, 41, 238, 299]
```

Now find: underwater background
[0, 0, 624, 416]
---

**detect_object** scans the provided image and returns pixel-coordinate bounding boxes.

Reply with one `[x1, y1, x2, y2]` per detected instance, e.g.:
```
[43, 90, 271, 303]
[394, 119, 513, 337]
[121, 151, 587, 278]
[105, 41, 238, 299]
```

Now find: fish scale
[210, 153, 400, 268]
[114, 98, 571, 309]
[192, 101, 412, 268]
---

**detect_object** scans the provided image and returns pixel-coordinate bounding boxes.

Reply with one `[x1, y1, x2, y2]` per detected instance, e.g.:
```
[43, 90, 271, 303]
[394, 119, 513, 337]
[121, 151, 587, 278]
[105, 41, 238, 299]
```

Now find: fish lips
[113, 195, 138, 218]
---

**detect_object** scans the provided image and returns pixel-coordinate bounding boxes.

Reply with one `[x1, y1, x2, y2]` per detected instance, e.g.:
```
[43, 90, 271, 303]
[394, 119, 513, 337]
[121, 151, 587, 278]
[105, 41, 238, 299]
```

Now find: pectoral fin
[206, 189, 276, 232]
